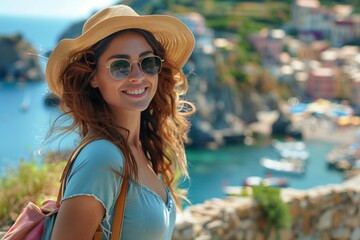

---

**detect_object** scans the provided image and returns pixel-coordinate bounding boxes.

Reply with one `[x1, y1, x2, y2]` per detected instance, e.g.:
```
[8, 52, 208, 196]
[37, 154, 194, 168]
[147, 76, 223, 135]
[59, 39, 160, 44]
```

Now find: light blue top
[62, 139, 176, 240]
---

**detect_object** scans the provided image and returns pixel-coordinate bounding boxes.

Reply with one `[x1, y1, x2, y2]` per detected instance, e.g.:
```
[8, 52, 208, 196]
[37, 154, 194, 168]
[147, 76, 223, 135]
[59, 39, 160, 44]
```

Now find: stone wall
[172, 175, 360, 240]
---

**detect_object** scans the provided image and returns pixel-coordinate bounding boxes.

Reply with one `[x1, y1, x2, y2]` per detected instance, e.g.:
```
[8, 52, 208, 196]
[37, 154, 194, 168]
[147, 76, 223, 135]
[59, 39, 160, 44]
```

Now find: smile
[124, 88, 146, 95]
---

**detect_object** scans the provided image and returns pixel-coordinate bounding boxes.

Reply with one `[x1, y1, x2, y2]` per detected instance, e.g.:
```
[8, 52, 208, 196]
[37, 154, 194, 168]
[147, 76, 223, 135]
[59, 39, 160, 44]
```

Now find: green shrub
[0, 157, 66, 230]
[252, 184, 292, 239]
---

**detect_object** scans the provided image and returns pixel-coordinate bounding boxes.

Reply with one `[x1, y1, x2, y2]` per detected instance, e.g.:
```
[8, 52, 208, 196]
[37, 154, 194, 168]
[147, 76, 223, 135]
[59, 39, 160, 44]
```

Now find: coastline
[292, 114, 360, 145]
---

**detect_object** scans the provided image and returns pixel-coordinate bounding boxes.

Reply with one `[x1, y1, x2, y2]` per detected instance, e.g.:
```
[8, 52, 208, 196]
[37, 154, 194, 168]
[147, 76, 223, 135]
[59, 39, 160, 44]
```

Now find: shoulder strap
[56, 136, 97, 206]
[56, 137, 129, 240]
[110, 168, 128, 240]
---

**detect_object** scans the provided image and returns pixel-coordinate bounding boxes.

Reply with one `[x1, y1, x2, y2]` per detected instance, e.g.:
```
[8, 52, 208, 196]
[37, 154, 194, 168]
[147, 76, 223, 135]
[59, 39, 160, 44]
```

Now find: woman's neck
[114, 110, 141, 146]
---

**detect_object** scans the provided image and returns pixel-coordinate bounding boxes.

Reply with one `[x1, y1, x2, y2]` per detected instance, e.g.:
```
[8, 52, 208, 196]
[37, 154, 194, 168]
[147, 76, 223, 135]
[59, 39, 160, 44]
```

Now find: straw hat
[46, 4, 195, 97]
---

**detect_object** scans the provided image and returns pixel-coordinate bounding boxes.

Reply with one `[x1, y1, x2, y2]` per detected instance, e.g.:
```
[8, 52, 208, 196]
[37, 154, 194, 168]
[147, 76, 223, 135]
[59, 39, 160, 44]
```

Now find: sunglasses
[103, 55, 163, 80]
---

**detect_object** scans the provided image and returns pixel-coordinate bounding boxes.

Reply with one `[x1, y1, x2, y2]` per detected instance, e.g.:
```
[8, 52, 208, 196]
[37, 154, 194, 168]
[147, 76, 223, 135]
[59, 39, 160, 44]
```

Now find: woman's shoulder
[75, 138, 125, 168]
[84, 138, 120, 152]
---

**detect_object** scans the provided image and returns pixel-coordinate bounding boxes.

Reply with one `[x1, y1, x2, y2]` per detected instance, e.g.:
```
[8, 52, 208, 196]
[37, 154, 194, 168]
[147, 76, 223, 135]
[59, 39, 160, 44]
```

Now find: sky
[0, 0, 120, 19]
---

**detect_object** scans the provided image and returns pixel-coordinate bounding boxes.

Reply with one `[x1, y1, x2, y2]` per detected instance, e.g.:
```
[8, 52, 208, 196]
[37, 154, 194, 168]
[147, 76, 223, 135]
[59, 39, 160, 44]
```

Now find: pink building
[249, 29, 285, 64]
[351, 79, 360, 106]
[306, 68, 337, 99]
[350, 73, 360, 106]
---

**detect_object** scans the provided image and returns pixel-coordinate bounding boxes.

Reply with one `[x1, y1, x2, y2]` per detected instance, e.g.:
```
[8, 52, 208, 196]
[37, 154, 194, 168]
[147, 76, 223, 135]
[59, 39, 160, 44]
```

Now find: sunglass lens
[110, 60, 131, 79]
[141, 57, 162, 76]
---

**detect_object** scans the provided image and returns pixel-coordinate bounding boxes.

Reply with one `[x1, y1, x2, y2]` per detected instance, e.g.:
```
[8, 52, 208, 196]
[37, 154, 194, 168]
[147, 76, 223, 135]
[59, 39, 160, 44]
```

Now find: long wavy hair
[49, 28, 195, 207]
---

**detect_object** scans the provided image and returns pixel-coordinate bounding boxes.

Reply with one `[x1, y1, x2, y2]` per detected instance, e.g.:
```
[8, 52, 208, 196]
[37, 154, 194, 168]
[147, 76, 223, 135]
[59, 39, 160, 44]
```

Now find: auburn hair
[50, 29, 195, 207]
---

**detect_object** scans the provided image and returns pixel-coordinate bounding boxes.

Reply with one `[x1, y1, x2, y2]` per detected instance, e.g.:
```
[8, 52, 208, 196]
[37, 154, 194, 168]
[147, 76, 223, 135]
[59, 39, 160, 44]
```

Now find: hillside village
[181, 0, 360, 106]
[252, 0, 360, 106]
[161, 0, 358, 148]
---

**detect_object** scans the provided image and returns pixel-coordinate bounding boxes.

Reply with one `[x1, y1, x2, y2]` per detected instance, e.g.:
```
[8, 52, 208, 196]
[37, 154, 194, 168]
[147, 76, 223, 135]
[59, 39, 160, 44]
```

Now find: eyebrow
[107, 50, 154, 61]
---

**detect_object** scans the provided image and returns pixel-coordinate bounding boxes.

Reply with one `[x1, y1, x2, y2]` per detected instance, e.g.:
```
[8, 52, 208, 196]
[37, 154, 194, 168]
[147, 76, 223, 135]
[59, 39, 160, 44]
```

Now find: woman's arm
[51, 195, 104, 240]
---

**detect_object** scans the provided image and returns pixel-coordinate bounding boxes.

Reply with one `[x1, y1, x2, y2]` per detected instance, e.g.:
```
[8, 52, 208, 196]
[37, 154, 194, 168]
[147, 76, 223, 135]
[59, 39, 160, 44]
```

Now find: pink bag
[2, 200, 58, 240]
[1, 137, 97, 240]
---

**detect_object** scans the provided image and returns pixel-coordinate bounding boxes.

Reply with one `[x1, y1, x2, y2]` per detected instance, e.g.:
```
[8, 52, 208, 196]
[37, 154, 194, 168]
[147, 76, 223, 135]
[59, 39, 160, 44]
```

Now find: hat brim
[46, 15, 195, 97]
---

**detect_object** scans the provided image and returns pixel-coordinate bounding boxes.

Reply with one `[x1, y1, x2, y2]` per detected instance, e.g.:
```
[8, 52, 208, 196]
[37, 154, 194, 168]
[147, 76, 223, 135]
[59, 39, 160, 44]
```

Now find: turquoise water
[0, 82, 76, 168]
[183, 141, 342, 204]
[0, 16, 344, 205]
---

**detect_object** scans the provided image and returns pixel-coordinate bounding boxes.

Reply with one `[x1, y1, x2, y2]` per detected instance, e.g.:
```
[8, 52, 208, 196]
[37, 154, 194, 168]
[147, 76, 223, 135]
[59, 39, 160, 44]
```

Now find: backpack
[2, 200, 59, 240]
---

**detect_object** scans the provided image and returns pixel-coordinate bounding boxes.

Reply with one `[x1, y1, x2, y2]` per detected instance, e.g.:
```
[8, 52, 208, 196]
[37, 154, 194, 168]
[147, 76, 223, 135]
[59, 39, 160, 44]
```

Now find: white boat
[223, 175, 289, 196]
[243, 176, 289, 187]
[260, 157, 305, 175]
[223, 185, 247, 196]
[279, 149, 309, 161]
[20, 94, 30, 112]
[272, 139, 306, 152]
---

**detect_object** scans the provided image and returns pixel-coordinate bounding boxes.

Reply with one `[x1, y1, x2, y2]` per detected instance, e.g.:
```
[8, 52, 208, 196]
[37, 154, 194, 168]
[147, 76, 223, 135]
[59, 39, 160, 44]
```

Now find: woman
[45, 4, 195, 240]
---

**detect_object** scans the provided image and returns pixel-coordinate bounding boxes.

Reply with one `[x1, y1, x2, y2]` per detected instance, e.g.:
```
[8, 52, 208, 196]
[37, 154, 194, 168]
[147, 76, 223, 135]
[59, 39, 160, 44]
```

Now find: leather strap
[56, 136, 97, 206]
[110, 169, 129, 240]
[56, 137, 128, 240]
[93, 227, 103, 240]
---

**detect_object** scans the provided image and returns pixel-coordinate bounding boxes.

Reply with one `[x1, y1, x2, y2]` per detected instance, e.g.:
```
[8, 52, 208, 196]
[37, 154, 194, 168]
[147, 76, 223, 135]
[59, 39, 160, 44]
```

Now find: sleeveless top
[58, 139, 176, 240]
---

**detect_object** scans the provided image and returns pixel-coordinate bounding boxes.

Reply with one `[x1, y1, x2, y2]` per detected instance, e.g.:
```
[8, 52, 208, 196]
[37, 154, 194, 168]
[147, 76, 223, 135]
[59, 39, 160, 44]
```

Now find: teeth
[126, 88, 145, 95]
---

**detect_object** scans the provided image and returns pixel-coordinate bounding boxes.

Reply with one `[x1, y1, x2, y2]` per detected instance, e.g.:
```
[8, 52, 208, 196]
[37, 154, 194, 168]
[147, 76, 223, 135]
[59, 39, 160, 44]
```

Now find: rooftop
[296, 0, 320, 9]
[311, 67, 334, 77]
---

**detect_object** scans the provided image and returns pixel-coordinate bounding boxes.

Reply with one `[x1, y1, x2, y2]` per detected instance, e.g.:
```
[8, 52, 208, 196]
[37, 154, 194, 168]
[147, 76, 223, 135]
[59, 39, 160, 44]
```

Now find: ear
[90, 76, 99, 88]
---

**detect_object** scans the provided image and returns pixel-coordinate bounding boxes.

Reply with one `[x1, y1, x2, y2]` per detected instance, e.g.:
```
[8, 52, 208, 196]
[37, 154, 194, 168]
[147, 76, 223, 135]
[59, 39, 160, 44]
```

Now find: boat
[272, 139, 306, 152]
[326, 143, 359, 171]
[279, 148, 309, 161]
[243, 175, 289, 188]
[260, 157, 305, 175]
[223, 175, 289, 196]
[223, 185, 247, 196]
[19, 93, 30, 112]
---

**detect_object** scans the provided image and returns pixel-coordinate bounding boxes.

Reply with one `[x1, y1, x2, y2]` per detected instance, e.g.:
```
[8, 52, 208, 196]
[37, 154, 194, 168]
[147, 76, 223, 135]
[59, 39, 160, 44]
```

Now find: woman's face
[92, 31, 159, 115]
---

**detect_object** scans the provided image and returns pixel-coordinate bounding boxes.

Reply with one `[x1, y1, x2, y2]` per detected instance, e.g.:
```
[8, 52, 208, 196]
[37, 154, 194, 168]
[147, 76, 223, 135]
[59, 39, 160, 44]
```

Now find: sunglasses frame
[103, 55, 164, 80]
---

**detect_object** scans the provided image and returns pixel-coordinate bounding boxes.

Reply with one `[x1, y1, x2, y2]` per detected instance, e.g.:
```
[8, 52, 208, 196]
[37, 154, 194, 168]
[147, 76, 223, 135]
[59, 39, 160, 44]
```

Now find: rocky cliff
[0, 34, 43, 82]
[186, 48, 287, 147]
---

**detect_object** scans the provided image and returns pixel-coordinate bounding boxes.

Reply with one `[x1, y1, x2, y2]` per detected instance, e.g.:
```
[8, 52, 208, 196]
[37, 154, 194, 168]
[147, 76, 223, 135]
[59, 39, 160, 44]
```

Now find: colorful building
[306, 67, 337, 99]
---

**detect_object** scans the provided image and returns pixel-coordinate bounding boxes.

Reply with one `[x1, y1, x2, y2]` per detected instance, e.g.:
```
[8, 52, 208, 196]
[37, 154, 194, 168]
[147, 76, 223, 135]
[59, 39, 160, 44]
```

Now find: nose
[128, 61, 144, 82]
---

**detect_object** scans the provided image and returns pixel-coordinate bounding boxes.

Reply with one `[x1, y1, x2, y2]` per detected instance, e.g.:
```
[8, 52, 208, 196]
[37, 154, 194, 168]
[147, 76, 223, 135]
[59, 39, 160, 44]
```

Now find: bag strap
[110, 168, 128, 240]
[55, 137, 129, 240]
[56, 136, 97, 206]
